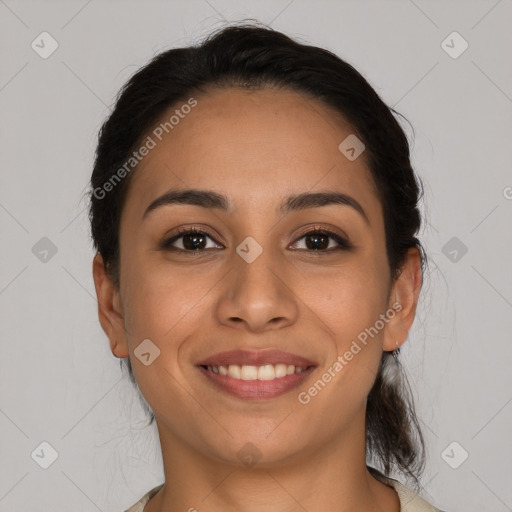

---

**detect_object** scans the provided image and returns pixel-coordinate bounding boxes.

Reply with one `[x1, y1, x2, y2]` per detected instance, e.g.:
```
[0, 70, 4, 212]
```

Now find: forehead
[124, 87, 379, 219]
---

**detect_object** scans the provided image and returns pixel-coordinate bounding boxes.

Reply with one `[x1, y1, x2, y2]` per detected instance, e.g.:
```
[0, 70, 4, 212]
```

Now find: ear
[92, 252, 129, 358]
[382, 247, 423, 352]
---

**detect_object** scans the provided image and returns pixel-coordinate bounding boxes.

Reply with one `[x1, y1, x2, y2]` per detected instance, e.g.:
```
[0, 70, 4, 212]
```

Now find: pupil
[184, 233, 205, 250]
[306, 233, 327, 250]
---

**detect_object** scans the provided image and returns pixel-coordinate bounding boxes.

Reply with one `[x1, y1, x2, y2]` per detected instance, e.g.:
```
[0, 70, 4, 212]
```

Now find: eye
[290, 228, 351, 252]
[160, 226, 352, 255]
[160, 227, 222, 253]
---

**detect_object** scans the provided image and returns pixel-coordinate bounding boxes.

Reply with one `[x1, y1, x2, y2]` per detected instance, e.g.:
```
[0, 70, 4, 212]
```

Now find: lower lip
[197, 366, 316, 400]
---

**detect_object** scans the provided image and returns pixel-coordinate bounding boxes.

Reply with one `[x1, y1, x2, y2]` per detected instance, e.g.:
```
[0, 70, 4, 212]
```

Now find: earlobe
[383, 247, 423, 352]
[92, 253, 129, 358]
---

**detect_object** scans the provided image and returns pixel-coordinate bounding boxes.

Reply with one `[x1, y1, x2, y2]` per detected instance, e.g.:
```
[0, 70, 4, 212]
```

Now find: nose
[213, 240, 299, 333]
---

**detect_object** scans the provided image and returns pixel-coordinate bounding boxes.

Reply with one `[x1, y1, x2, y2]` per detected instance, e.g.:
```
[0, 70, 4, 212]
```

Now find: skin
[93, 87, 422, 512]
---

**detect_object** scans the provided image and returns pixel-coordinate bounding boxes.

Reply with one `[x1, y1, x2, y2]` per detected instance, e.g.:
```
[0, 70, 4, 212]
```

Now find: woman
[89, 22, 444, 512]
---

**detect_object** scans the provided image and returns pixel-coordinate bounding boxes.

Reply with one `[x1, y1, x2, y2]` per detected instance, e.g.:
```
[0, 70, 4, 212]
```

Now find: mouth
[195, 349, 317, 400]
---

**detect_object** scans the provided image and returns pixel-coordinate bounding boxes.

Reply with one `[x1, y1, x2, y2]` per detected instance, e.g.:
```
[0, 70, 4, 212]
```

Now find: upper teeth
[206, 364, 306, 380]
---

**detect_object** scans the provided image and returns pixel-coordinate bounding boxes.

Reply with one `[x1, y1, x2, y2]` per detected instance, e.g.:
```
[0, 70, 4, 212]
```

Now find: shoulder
[382, 477, 445, 512]
[123, 484, 164, 512]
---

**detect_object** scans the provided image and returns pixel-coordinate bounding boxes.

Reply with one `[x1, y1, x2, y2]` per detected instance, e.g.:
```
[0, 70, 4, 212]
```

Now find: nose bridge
[233, 233, 284, 300]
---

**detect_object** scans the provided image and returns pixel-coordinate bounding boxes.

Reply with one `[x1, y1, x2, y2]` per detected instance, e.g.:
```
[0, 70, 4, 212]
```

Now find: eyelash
[159, 226, 352, 255]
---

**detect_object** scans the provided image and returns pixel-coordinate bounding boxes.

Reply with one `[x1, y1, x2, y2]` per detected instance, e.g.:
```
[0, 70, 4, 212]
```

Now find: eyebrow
[142, 188, 369, 225]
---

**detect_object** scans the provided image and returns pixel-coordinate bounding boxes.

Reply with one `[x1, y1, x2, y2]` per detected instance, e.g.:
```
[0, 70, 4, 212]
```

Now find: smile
[197, 363, 316, 400]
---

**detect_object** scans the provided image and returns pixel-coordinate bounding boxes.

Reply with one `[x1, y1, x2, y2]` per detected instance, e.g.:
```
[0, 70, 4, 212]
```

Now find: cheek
[297, 279, 387, 429]
[121, 265, 207, 413]
[309, 255, 389, 338]
[123, 266, 205, 340]
[305, 256, 389, 389]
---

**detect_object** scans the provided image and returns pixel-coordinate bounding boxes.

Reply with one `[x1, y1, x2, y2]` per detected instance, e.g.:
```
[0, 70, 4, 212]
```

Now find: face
[93, 87, 420, 468]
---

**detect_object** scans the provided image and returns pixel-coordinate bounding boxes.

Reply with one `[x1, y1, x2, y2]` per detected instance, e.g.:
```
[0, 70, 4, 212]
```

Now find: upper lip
[196, 349, 317, 368]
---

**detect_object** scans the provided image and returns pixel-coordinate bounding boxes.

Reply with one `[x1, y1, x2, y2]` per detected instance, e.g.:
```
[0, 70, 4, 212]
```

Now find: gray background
[1, 0, 511, 511]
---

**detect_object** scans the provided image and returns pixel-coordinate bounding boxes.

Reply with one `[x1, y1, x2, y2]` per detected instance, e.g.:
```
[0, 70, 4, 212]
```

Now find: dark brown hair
[88, 21, 427, 486]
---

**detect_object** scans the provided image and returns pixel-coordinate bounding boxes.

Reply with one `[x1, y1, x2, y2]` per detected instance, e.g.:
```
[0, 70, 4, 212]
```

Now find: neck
[143, 414, 400, 512]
